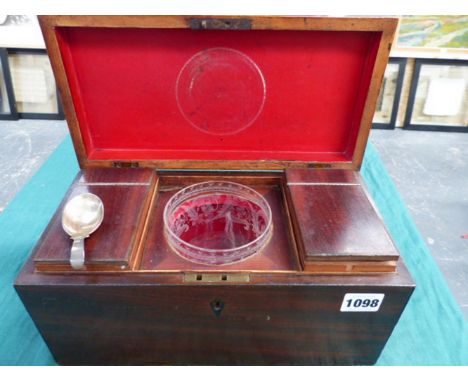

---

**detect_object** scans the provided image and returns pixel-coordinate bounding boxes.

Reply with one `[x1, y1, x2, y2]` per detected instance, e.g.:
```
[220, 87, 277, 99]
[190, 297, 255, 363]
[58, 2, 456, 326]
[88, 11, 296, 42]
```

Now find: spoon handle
[70, 238, 85, 270]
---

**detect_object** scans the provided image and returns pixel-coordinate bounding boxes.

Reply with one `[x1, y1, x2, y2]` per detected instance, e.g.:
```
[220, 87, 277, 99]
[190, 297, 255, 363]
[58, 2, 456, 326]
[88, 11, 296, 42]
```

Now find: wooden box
[15, 16, 414, 365]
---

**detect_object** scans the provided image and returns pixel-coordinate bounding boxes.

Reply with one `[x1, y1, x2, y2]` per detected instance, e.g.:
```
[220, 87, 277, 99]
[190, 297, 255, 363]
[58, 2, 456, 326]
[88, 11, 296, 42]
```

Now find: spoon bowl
[62, 193, 104, 269]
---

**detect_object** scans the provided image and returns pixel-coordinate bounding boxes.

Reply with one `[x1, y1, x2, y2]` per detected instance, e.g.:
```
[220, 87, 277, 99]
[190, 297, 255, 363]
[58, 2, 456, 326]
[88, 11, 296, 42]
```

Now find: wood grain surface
[286, 169, 399, 267]
[77, 168, 154, 184]
[16, 255, 414, 365]
[34, 169, 154, 271]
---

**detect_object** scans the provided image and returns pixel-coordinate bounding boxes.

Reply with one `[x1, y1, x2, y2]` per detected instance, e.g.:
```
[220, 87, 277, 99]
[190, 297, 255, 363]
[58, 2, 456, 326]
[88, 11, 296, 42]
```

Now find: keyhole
[210, 299, 225, 317]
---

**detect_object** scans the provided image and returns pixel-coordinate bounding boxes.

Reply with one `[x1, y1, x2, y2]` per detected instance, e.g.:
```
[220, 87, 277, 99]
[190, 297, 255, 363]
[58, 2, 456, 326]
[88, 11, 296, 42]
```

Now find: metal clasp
[184, 273, 250, 283]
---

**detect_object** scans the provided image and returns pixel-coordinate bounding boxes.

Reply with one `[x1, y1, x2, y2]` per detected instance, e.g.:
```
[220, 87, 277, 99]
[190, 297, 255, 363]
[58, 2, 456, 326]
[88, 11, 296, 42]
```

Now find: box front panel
[16, 282, 413, 365]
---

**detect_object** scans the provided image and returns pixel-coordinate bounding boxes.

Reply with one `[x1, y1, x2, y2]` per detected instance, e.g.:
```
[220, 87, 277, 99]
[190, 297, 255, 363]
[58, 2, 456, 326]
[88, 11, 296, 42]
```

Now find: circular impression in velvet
[163, 181, 272, 265]
[176, 47, 266, 135]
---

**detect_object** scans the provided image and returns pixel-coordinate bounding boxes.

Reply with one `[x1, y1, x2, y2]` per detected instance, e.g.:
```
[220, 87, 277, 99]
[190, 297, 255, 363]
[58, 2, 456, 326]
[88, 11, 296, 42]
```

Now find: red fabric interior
[56, 27, 381, 163]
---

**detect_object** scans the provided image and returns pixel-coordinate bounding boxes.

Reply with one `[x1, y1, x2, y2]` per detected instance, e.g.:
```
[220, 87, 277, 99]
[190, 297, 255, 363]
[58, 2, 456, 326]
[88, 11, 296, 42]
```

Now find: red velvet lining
[56, 27, 380, 162]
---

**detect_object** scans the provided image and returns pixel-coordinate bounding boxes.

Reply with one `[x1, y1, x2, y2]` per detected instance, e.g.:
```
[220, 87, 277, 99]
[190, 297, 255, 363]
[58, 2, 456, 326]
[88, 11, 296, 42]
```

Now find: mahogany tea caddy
[15, 16, 415, 365]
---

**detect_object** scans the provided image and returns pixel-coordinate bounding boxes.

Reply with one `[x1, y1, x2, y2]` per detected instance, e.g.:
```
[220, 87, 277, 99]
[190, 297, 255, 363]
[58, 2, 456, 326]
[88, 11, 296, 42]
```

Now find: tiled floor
[371, 128, 468, 319]
[0, 120, 467, 318]
[0, 120, 68, 213]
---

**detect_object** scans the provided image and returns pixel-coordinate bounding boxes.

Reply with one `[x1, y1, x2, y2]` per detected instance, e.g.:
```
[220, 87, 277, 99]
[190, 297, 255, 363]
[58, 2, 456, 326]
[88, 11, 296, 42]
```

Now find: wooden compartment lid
[40, 16, 397, 170]
[285, 169, 399, 272]
[33, 169, 155, 271]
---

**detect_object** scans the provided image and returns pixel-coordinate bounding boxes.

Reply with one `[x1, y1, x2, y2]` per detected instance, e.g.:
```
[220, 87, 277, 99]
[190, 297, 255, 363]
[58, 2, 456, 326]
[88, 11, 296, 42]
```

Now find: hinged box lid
[40, 16, 397, 170]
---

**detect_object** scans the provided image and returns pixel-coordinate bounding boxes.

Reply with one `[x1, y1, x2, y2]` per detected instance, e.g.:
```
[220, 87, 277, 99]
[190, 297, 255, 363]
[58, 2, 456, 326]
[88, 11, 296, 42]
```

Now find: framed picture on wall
[404, 59, 467, 132]
[397, 16, 468, 49]
[7, 48, 64, 120]
[0, 48, 18, 120]
[372, 57, 407, 130]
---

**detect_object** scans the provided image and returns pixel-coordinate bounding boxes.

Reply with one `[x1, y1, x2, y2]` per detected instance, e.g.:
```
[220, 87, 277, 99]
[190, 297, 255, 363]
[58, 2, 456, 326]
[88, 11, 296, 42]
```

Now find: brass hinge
[306, 163, 332, 168]
[113, 161, 139, 168]
[188, 18, 252, 30]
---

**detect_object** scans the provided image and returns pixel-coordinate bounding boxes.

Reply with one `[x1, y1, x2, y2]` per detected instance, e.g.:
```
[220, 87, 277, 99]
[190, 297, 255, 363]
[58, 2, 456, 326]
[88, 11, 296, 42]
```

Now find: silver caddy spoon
[61, 193, 104, 270]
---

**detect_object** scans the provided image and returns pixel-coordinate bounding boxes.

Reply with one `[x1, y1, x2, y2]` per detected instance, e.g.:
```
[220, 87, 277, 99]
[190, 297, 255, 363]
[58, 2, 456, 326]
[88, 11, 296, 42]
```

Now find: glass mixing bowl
[163, 181, 272, 265]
